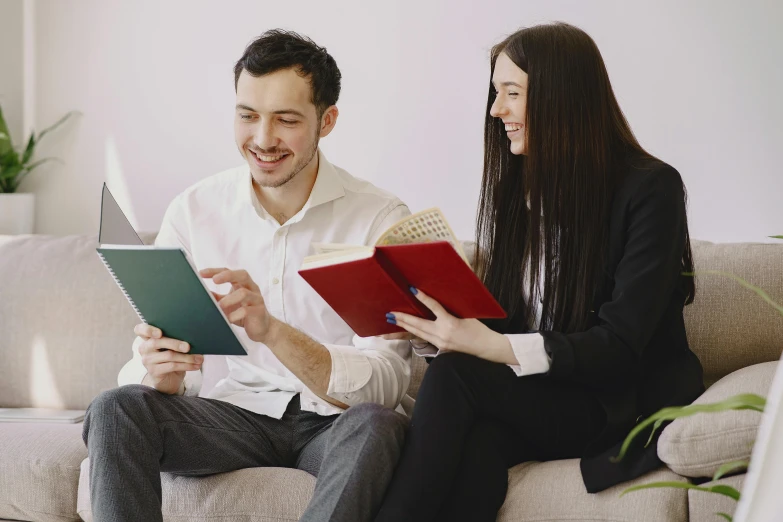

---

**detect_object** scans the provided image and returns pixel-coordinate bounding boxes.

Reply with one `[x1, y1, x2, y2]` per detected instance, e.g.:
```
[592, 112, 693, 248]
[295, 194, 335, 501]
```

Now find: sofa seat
[77, 458, 317, 522]
[76, 456, 688, 522]
[0, 423, 86, 522]
[498, 459, 688, 522]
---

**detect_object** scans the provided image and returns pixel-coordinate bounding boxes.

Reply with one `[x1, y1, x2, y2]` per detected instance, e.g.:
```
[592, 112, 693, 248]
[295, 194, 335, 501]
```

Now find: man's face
[234, 68, 322, 188]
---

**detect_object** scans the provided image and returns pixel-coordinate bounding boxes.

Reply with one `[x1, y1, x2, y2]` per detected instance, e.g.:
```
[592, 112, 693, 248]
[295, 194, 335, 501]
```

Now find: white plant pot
[0, 193, 35, 235]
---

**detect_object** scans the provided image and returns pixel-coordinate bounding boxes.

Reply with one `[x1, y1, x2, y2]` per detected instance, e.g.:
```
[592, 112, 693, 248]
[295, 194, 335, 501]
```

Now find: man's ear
[319, 105, 339, 138]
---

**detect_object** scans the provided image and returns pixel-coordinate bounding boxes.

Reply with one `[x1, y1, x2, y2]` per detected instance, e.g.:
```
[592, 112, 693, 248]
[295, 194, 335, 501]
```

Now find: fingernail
[385, 313, 395, 319]
[195, 355, 204, 363]
[387, 317, 397, 325]
[409, 286, 418, 295]
[180, 343, 189, 352]
[153, 329, 162, 338]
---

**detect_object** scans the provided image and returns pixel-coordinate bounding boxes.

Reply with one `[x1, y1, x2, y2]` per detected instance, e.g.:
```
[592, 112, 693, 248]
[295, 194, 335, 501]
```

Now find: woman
[375, 22, 704, 522]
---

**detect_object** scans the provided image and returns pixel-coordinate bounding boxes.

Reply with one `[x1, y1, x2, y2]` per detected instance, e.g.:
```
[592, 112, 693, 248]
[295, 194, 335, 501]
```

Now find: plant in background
[616, 244, 783, 522]
[0, 104, 77, 194]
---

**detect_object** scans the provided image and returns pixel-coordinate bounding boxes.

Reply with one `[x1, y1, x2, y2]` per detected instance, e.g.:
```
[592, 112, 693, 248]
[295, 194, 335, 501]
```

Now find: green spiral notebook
[96, 245, 248, 356]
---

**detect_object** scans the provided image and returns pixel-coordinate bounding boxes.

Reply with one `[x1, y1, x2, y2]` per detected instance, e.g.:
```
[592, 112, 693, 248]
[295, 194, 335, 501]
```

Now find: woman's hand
[387, 288, 514, 363]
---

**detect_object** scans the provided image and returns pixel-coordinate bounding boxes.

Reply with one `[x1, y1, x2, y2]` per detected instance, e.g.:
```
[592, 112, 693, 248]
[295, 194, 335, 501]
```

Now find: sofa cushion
[0, 423, 86, 522]
[685, 240, 783, 386]
[688, 474, 744, 522]
[497, 459, 688, 521]
[0, 235, 141, 410]
[658, 362, 776, 478]
[77, 458, 316, 521]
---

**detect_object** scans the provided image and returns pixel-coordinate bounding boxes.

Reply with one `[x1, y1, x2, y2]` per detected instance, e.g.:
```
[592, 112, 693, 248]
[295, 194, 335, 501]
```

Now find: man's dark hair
[234, 29, 341, 118]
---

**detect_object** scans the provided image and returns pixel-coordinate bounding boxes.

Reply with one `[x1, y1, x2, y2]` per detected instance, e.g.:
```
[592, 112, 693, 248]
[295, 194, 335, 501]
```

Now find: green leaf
[710, 485, 743, 500]
[0, 104, 12, 156]
[21, 134, 36, 165]
[716, 513, 732, 521]
[683, 271, 783, 316]
[621, 481, 741, 501]
[1, 148, 21, 168]
[35, 110, 78, 143]
[771, 236, 783, 239]
[713, 460, 748, 481]
[24, 157, 60, 172]
[613, 394, 766, 462]
[13, 158, 61, 190]
[0, 163, 23, 182]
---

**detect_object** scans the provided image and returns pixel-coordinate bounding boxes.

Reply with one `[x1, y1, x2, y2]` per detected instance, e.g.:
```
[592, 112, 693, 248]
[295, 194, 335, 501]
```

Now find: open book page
[374, 208, 467, 262]
[302, 208, 467, 268]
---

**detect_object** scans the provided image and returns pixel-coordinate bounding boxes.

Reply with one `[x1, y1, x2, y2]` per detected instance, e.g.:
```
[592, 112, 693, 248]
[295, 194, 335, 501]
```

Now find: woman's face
[489, 52, 529, 156]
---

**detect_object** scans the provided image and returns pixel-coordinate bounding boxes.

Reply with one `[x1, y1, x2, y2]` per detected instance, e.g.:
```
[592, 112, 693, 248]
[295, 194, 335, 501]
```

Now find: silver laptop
[99, 183, 143, 245]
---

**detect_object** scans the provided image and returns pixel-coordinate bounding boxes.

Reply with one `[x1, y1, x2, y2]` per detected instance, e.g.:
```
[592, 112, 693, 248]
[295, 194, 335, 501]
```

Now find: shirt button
[272, 277, 280, 285]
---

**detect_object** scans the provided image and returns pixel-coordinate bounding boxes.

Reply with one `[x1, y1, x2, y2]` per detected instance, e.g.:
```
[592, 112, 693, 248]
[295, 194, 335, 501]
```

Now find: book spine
[96, 251, 147, 323]
[374, 249, 434, 320]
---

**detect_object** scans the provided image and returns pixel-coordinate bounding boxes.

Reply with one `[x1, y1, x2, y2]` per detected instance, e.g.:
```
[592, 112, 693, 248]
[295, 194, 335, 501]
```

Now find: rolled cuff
[325, 344, 373, 396]
[505, 333, 551, 376]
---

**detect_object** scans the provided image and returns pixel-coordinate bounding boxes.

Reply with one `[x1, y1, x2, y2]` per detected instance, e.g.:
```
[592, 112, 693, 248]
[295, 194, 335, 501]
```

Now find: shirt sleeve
[117, 194, 202, 394]
[323, 336, 411, 409]
[505, 333, 551, 376]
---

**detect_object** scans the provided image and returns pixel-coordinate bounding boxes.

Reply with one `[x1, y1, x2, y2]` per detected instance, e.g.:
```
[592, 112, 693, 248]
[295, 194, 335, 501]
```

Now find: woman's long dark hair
[476, 23, 695, 334]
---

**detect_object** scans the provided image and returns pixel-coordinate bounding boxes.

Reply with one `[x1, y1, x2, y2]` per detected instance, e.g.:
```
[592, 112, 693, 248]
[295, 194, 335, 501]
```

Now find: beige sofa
[1, 234, 781, 522]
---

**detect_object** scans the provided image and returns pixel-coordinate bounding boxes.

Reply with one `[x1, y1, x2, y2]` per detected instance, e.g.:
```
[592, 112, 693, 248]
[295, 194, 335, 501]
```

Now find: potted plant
[0, 104, 77, 234]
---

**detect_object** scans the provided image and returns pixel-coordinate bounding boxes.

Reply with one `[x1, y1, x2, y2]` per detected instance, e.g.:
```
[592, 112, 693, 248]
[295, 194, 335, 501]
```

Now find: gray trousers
[82, 385, 408, 522]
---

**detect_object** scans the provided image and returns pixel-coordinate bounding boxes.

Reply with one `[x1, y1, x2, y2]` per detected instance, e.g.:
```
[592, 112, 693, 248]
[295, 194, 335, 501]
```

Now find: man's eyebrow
[272, 109, 306, 118]
[235, 104, 306, 119]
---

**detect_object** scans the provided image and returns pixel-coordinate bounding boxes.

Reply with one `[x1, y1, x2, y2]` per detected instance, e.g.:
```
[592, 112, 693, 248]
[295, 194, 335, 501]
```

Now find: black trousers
[375, 352, 607, 522]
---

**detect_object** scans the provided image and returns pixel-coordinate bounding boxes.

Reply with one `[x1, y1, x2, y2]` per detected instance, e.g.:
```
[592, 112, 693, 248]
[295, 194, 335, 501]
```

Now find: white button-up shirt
[118, 150, 412, 419]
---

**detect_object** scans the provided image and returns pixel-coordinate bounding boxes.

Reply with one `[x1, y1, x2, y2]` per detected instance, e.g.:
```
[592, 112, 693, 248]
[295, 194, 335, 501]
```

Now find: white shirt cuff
[324, 344, 372, 395]
[411, 340, 439, 358]
[505, 333, 550, 376]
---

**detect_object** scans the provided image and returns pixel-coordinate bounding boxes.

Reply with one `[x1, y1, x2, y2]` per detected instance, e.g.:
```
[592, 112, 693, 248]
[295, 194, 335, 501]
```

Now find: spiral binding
[98, 252, 147, 323]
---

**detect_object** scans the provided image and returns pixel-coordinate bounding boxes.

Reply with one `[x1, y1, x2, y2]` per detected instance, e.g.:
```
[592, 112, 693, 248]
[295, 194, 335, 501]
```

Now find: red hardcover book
[298, 240, 506, 337]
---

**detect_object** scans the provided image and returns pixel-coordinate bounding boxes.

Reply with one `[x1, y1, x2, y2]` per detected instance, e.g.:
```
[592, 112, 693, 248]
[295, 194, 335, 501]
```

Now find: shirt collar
[244, 148, 346, 222]
[302, 148, 346, 212]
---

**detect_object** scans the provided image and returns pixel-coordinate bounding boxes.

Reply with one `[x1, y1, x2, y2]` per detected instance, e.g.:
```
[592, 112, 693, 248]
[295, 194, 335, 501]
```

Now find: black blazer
[539, 158, 704, 492]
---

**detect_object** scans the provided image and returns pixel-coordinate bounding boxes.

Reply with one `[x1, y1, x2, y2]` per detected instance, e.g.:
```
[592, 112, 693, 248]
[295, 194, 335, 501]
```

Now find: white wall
[24, 0, 783, 242]
[0, 0, 24, 145]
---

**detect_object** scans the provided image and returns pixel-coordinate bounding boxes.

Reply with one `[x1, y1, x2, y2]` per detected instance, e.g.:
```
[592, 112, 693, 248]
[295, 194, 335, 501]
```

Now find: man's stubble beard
[255, 131, 320, 189]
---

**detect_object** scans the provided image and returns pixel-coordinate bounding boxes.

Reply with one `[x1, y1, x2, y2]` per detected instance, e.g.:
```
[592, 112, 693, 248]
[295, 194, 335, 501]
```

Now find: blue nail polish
[409, 286, 418, 295]
[385, 312, 395, 319]
[387, 317, 397, 325]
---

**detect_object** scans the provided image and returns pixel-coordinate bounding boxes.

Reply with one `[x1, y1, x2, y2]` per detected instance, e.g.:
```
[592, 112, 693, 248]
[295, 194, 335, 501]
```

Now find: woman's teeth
[505, 123, 522, 132]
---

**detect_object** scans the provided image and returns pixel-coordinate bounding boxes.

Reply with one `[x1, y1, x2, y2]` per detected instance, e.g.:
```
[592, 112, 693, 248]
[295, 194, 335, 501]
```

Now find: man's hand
[200, 268, 276, 344]
[136, 323, 203, 395]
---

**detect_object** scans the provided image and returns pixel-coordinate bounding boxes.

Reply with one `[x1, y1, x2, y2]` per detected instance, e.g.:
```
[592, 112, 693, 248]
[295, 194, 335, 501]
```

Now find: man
[83, 29, 412, 522]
